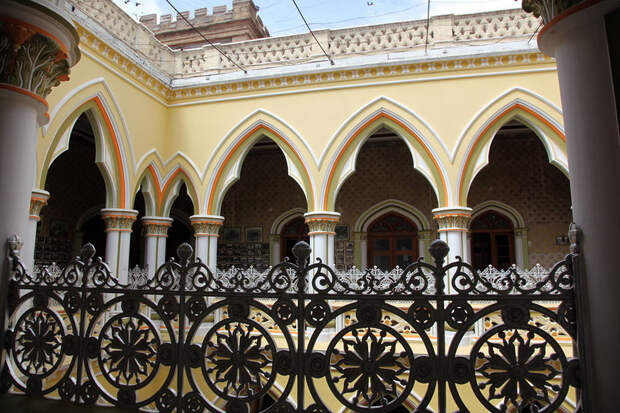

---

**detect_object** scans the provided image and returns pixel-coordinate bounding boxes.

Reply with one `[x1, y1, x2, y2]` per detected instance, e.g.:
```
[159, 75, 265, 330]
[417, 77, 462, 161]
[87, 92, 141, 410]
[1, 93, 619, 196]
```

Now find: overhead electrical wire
[164, 0, 247, 73]
[291, 0, 334, 65]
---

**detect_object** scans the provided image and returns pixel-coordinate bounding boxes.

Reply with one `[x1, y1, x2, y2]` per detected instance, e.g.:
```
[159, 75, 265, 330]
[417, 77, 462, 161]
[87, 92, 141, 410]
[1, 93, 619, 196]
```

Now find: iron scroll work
[0, 239, 583, 412]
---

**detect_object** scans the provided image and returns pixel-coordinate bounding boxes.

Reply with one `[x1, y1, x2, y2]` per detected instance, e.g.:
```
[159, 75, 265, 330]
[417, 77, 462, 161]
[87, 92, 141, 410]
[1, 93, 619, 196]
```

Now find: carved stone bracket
[29, 190, 50, 221]
[101, 209, 138, 232]
[304, 212, 340, 235]
[190, 216, 224, 237]
[0, 21, 70, 98]
[522, 0, 586, 24]
[433, 208, 472, 232]
[141, 217, 173, 237]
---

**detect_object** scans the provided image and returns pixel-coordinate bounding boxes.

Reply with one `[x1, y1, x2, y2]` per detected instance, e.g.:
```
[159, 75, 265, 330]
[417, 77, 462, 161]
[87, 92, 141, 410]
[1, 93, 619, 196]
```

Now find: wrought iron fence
[0, 236, 583, 412]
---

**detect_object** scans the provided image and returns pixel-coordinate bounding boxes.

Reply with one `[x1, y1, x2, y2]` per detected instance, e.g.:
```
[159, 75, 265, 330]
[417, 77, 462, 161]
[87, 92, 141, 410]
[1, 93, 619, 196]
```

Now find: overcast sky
[116, 0, 524, 36]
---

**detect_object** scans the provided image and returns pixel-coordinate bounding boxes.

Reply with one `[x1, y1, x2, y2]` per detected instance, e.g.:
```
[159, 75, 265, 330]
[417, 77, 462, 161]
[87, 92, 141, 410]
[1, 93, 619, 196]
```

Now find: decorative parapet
[69, 1, 542, 79]
[522, 0, 585, 24]
[0, 0, 80, 110]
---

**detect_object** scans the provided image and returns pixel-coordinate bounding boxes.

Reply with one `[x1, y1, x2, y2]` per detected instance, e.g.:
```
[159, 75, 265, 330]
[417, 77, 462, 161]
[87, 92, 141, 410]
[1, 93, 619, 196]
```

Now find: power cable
[291, 0, 334, 65]
[164, 0, 247, 73]
[425, 0, 431, 54]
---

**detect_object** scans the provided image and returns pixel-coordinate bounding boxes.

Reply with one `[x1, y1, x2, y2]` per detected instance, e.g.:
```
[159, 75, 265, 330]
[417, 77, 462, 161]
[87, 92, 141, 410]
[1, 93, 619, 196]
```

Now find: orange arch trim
[147, 165, 198, 215]
[458, 102, 566, 203]
[207, 124, 314, 214]
[91, 97, 127, 209]
[324, 112, 448, 210]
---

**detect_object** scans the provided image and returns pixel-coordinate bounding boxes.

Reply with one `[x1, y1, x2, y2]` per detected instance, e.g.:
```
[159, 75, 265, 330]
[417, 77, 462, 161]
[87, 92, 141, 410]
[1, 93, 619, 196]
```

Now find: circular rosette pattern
[469, 326, 569, 412]
[97, 314, 160, 388]
[202, 319, 276, 401]
[12, 308, 64, 378]
[325, 325, 414, 412]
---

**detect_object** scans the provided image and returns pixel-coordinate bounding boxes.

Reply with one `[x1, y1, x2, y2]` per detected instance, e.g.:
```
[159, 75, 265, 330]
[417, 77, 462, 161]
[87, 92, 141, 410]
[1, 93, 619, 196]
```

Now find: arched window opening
[38, 113, 107, 266]
[470, 210, 515, 270]
[280, 216, 309, 262]
[166, 183, 194, 260]
[367, 212, 418, 271]
[129, 189, 146, 268]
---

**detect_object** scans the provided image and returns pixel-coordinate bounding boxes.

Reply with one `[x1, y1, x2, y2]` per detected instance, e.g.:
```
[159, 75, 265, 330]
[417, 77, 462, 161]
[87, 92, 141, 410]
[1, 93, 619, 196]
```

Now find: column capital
[352, 231, 367, 241]
[101, 208, 138, 232]
[418, 229, 434, 240]
[0, 0, 80, 123]
[190, 215, 224, 237]
[522, 0, 585, 24]
[142, 216, 173, 237]
[304, 211, 340, 235]
[269, 234, 280, 242]
[432, 207, 472, 232]
[515, 227, 528, 237]
[29, 189, 50, 221]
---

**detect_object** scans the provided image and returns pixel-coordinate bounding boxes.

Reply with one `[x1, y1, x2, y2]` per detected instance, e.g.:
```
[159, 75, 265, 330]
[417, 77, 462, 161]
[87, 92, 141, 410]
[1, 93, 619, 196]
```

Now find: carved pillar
[101, 209, 138, 283]
[418, 229, 433, 261]
[23, 189, 49, 269]
[433, 207, 472, 293]
[0, 0, 80, 363]
[532, 2, 620, 409]
[514, 227, 528, 268]
[190, 215, 224, 271]
[142, 216, 173, 275]
[304, 211, 340, 267]
[352, 231, 367, 269]
[269, 234, 280, 266]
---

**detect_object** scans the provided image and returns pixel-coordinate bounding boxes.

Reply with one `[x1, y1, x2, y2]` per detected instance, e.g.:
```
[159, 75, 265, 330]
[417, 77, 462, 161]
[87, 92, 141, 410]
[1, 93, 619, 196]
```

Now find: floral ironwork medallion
[203, 320, 276, 401]
[13, 309, 64, 377]
[98, 315, 160, 388]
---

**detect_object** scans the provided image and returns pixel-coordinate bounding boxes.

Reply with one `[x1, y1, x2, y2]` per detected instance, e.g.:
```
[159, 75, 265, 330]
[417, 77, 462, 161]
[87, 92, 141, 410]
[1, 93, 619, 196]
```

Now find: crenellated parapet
[139, 0, 269, 49]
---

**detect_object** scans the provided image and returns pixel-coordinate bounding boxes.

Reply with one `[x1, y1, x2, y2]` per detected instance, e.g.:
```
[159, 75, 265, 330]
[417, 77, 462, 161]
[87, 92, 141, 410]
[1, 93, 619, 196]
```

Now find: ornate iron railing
[0, 237, 583, 412]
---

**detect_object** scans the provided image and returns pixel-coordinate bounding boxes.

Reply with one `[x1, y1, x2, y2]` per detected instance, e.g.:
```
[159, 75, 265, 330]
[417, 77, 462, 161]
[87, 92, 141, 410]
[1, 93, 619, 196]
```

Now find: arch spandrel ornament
[204, 114, 316, 216]
[320, 98, 450, 210]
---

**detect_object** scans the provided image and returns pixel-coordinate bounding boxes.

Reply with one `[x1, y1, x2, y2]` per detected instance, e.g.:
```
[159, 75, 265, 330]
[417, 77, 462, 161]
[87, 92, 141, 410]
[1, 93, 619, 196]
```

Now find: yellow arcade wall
[37, 24, 565, 218]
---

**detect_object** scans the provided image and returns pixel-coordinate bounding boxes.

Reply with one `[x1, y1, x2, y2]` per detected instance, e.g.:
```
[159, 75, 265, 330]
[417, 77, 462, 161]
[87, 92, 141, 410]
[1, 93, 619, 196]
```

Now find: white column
[101, 209, 138, 284]
[514, 227, 528, 268]
[23, 190, 50, 270]
[537, 3, 620, 410]
[141, 217, 172, 275]
[418, 229, 433, 262]
[353, 232, 367, 269]
[190, 215, 224, 272]
[269, 234, 280, 266]
[304, 211, 341, 267]
[433, 207, 472, 293]
[0, 90, 47, 273]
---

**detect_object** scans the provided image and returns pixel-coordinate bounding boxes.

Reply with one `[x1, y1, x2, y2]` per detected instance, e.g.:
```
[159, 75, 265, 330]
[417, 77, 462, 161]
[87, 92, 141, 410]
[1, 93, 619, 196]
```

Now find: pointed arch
[205, 111, 316, 215]
[354, 199, 431, 233]
[322, 98, 450, 210]
[470, 200, 526, 229]
[457, 89, 567, 206]
[270, 208, 308, 235]
[133, 163, 200, 217]
[40, 82, 133, 208]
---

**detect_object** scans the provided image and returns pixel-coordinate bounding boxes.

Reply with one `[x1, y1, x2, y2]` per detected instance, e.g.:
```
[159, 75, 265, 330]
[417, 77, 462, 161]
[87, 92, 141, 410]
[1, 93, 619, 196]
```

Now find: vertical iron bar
[176, 258, 187, 411]
[293, 241, 311, 412]
[74, 253, 90, 403]
[429, 240, 449, 413]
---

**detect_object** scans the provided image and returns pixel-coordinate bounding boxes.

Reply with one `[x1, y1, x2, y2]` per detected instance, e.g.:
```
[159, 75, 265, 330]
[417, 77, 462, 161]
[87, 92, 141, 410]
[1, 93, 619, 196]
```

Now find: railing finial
[177, 242, 194, 262]
[568, 222, 581, 255]
[7, 234, 23, 258]
[429, 239, 449, 267]
[292, 240, 311, 268]
[80, 243, 96, 261]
